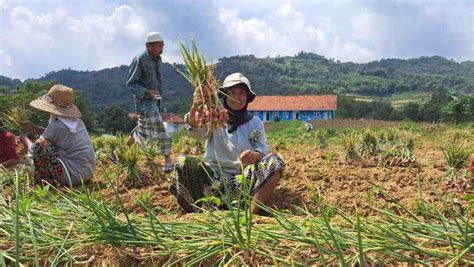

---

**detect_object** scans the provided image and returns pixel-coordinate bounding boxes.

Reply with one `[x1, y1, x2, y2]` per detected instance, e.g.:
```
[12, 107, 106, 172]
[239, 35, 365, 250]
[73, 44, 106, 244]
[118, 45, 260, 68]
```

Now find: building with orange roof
[161, 113, 185, 134]
[247, 94, 337, 122]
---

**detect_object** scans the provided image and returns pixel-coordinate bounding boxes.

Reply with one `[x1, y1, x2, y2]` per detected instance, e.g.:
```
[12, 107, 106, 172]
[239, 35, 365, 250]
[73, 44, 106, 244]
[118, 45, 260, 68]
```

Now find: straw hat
[30, 84, 82, 118]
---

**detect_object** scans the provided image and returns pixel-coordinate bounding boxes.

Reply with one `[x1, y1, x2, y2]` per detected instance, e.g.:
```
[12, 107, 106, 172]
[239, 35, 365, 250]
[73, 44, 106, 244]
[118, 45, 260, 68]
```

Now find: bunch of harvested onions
[174, 39, 228, 128]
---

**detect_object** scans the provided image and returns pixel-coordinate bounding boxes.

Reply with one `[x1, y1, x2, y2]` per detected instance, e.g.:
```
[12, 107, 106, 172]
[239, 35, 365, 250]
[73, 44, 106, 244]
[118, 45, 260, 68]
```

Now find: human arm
[27, 121, 45, 134]
[126, 58, 159, 99]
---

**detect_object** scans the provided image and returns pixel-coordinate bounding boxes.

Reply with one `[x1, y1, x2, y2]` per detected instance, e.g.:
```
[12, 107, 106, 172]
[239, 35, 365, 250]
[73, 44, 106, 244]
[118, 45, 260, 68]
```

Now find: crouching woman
[170, 73, 284, 214]
[21, 84, 96, 186]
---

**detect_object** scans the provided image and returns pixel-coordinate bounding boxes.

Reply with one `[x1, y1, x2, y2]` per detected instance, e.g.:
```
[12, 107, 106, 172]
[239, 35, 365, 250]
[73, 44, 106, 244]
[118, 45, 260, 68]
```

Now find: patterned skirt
[169, 153, 285, 213]
[31, 139, 64, 186]
[131, 112, 171, 155]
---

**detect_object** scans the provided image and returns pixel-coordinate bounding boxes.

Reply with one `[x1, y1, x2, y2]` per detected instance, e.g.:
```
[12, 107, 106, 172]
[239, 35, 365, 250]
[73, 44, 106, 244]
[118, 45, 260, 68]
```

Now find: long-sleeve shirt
[186, 115, 269, 176]
[126, 50, 163, 114]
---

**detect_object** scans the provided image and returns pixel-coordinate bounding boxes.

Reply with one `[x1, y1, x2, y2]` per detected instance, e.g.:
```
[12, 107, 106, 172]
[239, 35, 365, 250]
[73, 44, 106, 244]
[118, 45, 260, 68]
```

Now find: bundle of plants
[358, 130, 379, 159]
[315, 129, 328, 149]
[175, 136, 204, 155]
[395, 137, 416, 166]
[174, 39, 228, 129]
[441, 136, 472, 193]
[377, 137, 416, 167]
[0, 106, 30, 132]
[112, 144, 146, 188]
[341, 132, 368, 166]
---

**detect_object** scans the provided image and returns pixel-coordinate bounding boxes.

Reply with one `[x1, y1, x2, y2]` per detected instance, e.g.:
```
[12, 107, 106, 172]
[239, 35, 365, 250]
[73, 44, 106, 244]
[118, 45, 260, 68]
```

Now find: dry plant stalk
[174, 39, 228, 129]
[0, 106, 30, 132]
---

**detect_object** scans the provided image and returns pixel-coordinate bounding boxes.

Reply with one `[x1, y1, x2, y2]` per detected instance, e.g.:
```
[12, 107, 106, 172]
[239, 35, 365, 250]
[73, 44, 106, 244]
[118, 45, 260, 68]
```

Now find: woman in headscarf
[21, 84, 96, 186]
[170, 73, 285, 214]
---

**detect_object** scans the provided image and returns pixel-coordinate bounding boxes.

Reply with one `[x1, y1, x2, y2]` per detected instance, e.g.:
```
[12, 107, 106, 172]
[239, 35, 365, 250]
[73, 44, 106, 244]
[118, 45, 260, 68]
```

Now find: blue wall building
[248, 95, 337, 122]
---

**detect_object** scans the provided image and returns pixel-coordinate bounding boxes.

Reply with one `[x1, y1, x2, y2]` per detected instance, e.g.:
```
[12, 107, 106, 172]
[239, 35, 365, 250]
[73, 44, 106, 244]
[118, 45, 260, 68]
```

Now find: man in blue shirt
[126, 32, 173, 173]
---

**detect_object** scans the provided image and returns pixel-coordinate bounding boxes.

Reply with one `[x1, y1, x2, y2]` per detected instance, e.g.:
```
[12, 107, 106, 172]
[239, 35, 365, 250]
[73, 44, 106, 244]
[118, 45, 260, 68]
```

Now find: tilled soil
[92, 138, 471, 218]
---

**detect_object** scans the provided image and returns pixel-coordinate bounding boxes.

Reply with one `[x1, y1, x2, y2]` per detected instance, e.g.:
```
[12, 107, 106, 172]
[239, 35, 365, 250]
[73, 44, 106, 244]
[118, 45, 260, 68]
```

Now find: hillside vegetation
[1, 54, 473, 116]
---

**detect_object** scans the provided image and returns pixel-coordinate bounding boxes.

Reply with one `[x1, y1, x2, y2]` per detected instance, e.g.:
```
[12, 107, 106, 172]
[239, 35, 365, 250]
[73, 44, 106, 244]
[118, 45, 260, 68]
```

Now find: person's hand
[146, 89, 161, 100]
[187, 103, 200, 127]
[239, 150, 263, 165]
[19, 132, 33, 147]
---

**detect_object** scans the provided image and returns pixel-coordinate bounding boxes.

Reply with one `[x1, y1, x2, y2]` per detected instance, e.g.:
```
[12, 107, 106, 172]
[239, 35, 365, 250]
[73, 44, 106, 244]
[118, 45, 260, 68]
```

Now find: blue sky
[0, 0, 473, 80]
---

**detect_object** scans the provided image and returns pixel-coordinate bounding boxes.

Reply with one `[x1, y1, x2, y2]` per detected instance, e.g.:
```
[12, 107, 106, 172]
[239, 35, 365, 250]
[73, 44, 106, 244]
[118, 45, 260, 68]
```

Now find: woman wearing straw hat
[21, 84, 96, 186]
[169, 73, 285, 214]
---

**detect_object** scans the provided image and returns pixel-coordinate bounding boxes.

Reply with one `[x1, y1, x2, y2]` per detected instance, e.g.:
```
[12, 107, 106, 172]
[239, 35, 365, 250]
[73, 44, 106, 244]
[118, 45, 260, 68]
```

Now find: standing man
[126, 31, 173, 173]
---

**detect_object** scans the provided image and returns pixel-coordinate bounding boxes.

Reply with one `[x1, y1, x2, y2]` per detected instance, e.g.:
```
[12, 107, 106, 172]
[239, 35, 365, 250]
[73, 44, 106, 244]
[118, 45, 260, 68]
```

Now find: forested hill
[0, 75, 22, 89]
[215, 54, 474, 96]
[1, 53, 473, 114]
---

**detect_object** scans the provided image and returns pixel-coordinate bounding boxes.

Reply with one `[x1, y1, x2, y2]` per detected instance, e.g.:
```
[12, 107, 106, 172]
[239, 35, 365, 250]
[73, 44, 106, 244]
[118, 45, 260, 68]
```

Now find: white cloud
[0, 0, 7, 10]
[276, 3, 292, 17]
[1, 3, 148, 79]
[0, 0, 472, 80]
[0, 49, 12, 68]
[219, 2, 372, 62]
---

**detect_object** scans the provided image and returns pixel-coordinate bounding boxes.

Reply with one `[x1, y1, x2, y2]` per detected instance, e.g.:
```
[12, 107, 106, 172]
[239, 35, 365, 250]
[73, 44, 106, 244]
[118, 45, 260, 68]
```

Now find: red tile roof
[248, 95, 337, 111]
[128, 113, 185, 124]
[161, 113, 185, 124]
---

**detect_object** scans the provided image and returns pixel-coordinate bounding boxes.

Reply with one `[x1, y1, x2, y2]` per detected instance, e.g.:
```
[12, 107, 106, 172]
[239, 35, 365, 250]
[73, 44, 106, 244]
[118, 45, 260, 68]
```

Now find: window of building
[302, 111, 308, 116]
[284, 111, 289, 117]
[273, 111, 279, 117]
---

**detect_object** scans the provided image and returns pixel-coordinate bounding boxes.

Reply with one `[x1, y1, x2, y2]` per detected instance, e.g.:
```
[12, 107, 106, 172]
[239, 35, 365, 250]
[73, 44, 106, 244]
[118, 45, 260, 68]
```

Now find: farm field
[350, 92, 433, 108]
[0, 119, 473, 265]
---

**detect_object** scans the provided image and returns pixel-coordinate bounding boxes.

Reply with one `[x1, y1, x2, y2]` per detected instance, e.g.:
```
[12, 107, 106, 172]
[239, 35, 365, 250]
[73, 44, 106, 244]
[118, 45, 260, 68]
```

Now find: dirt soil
[7, 131, 473, 266]
[89, 137, 471, 218]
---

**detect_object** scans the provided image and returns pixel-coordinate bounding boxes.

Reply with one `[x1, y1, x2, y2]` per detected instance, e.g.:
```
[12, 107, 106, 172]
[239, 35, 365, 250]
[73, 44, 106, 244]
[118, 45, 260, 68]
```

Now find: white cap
[146, 32, 163, 43]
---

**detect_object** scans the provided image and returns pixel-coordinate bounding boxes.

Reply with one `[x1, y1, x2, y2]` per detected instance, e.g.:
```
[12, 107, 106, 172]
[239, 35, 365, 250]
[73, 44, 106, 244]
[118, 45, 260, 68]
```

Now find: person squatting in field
[170, 73, 285, 214]
[21, 84, 96, 186]
[126, 31, 173, 173]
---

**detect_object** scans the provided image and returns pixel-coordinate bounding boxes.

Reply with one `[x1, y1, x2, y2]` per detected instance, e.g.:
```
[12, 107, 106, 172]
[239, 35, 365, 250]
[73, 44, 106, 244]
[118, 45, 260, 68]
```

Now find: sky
[0, 0, 473, 80]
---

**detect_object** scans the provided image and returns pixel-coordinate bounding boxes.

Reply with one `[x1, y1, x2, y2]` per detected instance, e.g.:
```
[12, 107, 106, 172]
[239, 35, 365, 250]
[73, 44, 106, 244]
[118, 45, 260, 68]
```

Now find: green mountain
[0, 75, 22, 90]
[1, 54, 473, 114]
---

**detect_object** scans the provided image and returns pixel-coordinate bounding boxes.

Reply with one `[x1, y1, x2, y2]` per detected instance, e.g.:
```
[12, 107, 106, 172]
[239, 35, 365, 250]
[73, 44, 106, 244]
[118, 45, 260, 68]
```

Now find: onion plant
[0, 106, 30, 132]
[173, 39, 228, 130]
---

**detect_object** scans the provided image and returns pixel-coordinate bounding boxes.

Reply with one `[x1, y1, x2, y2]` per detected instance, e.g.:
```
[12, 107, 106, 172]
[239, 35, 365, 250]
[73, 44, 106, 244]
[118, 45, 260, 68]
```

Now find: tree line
[1, 53, 472, 117]
[1, 81, 472, 136]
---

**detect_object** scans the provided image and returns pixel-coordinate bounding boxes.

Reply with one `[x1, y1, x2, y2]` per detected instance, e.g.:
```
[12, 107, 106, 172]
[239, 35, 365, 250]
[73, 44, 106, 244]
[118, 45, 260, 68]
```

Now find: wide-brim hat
[218, 72, 256, 103]
[30, 84, 82, 118]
